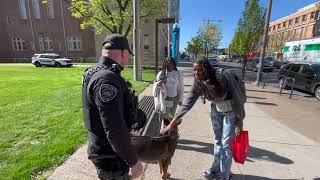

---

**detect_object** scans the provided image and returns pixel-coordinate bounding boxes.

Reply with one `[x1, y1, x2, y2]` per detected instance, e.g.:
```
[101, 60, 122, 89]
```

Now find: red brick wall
[0, 0, 96, 62]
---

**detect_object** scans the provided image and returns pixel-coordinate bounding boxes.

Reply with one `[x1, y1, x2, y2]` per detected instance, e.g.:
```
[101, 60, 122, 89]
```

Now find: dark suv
[278, 63, 320, 100]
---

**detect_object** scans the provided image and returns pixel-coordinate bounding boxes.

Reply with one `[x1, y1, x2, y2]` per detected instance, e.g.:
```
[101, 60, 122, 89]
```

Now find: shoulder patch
[99, 84, 118, 102]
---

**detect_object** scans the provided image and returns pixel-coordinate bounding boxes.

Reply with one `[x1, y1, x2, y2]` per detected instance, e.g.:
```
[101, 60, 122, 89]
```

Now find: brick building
[0, 0, 96, 62]
[267, 2, 320, 55]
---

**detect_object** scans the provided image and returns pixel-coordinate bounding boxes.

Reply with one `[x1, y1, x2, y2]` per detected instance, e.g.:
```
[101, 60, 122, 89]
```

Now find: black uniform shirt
[82, 56, 138, 167]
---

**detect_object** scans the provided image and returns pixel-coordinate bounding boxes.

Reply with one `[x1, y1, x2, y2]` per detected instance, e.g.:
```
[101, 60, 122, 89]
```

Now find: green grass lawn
[0, 65, 155, 179]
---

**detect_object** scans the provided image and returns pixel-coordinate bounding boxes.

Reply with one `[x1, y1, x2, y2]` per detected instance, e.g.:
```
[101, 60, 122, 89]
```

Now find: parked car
[208, 57, 220, 67]
[265, 56, 282, 69]
[273, 60, 283, 69]
[246, 58, 273, 72]
[234, 58, 243, 63]
[32, 53, 73, 67]
[279, 63, 320, 100]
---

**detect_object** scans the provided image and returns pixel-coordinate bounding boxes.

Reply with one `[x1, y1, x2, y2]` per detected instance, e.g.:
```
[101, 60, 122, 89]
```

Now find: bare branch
[115, 0, 128, 35]
[123, 0, 130, 10]
[116, 0, 123, 9]
[124, 22, 132, 37]
[100, 3, 117, 32]
[63, 0, 114, 33]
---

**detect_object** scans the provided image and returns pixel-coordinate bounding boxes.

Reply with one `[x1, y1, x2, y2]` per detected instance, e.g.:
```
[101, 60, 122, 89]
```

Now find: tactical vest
[82, 64, 146, 132]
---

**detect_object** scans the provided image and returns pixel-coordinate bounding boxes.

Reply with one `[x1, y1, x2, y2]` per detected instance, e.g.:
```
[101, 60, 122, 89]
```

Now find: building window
[301, 27, 305, 38]
[273, 26, 275, 30]
[289, 30, 293, 37]
[311, 11, 315, 19]
[32, 0, 40, 19]
[12, 37, 26, 51]
[288, 20, 292, 27]
[277, 24, 280, 30]
[315, 10, 319, 20]
[302, 15, 306, 22]
[39, 36, 53, 51]
[67, 36, 82, 51]
[282, 22, 286, 28]
[295, 17, 299, 24]
[47, 0, 55, 19]
[19, 0, 27, 19]
[144, 34, 150, 49]
[144, 18, 149, 24]
[58, 42, 63, 51]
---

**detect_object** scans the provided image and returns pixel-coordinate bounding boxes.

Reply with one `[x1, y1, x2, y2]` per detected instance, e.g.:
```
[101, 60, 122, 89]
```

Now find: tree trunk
[241, 55, 247, 80]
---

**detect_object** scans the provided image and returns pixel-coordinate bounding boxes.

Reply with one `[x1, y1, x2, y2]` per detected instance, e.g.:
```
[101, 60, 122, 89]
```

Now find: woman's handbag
[232, 130, 249, 164]
[215, 99, 233, 113]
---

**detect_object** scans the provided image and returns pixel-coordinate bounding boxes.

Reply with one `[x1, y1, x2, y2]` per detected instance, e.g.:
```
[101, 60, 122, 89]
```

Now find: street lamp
[133, 0, 141, 81]
[256, 0, 272, 86]
[155, 17, 175, 76]
[202, 19, 222, 58]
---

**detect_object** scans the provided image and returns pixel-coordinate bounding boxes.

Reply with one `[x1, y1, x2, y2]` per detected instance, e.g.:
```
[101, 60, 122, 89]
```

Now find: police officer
[82, 34, 143, 180]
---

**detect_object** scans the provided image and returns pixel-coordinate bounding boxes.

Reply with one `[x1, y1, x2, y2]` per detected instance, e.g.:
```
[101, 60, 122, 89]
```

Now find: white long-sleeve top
[156, 70, 184, 103]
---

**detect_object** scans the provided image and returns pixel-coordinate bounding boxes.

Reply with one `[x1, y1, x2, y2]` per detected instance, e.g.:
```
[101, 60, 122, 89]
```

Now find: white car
[32, 53, 73, 67]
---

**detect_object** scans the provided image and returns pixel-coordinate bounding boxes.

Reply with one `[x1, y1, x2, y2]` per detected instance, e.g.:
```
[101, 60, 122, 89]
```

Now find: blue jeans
[210, 103, 236, 179]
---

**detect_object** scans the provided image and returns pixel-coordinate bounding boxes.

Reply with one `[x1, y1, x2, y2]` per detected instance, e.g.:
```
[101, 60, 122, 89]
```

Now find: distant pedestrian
[161, 56, 246, 180]
[82, 34, 143, 180]
[153, 57, 184, 119]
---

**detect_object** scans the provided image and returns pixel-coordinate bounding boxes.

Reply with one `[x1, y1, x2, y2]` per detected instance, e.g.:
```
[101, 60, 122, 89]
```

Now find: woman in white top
[155, 57, 184, 118]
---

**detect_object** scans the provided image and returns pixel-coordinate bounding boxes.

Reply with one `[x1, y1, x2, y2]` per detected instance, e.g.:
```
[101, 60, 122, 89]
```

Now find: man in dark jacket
[82, 34, 143, 180]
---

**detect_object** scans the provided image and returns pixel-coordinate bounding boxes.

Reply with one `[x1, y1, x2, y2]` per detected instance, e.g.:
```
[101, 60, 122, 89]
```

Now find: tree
[180, 52, 187, 60]
[230, 0, 265, 78]
[48, 0, 166, 37]
[186, 36, 203, 61]
[198, 23, 223, 58]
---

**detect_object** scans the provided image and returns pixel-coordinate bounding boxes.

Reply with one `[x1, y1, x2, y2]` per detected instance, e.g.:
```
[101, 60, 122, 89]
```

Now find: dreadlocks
[194, 56, 218, 84]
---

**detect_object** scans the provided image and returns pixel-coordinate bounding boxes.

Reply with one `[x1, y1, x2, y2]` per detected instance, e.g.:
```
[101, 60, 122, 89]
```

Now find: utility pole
[155, 18, 175, 76]
[167, 0, 172, 58]
[256, 0, 272, 86]
[133, 0, 142, 81]
[27, 0, 36, 53]
[60, 0, 68, 58]
[228, 44, 231, 63]
[203, 19, 222, 58]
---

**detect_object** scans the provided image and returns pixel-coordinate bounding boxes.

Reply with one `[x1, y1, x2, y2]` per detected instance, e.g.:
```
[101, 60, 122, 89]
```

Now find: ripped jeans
[210, 103, 236, 179]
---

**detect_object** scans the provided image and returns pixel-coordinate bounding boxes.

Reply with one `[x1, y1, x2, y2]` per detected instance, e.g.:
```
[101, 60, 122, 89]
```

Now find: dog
[131, 118, 180, 179]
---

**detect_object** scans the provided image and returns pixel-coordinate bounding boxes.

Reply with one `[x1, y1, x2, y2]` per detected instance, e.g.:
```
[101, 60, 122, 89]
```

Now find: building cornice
[270, 2, 318, 25]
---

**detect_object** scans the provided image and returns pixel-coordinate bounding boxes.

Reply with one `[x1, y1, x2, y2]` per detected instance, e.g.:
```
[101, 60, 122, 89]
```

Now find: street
[219, 62, 320, 143]
[179, 60, 320, 143]
[220, 62, 317, 100]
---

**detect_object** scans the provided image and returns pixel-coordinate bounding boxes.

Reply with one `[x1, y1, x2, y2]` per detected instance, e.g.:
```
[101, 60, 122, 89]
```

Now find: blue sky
[179, 0, 317, 51]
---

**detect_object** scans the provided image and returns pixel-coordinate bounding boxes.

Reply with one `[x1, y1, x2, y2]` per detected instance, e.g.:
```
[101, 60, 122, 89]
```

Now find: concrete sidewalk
[49, 62, 320, 180]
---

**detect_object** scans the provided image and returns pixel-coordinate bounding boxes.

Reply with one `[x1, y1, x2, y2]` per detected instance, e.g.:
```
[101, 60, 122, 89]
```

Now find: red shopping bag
[232, 130, 249, 164]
